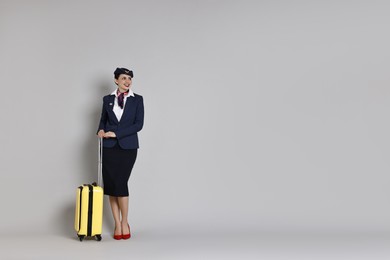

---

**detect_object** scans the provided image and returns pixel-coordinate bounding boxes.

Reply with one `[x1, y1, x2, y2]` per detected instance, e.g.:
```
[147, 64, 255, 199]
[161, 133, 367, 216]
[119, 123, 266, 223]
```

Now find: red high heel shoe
[122, 224, 131, 240]
[113, 234, 122, 240]
[113, 226, 122, 240]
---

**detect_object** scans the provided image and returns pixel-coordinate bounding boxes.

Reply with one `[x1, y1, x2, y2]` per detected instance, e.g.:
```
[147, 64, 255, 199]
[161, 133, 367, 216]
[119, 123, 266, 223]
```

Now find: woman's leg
[109, 196, 122, 235]
[118, 196, 129, 234]
[116, 149, 136, 236]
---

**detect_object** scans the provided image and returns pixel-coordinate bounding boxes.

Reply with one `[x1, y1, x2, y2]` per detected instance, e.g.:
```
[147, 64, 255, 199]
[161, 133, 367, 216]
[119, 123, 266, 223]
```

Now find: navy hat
[114, 67, 133, 79]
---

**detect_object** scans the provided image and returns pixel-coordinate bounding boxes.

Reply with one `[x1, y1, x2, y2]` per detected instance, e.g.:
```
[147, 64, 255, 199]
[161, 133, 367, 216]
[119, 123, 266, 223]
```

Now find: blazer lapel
[107, 95, 119, 123]
[120, 95, 134, 122]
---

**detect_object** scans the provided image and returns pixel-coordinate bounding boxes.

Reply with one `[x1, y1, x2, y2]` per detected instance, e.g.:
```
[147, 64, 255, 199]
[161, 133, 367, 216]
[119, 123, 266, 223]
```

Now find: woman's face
[115, 74, 132, 93]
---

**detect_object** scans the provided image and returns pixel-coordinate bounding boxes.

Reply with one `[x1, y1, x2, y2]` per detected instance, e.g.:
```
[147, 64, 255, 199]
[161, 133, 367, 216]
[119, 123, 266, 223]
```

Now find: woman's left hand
[104, 131, 117, 138]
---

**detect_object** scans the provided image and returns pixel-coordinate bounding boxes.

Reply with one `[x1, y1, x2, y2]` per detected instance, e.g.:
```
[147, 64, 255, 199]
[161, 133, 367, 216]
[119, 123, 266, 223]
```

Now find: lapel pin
[109, 103, 113, 105]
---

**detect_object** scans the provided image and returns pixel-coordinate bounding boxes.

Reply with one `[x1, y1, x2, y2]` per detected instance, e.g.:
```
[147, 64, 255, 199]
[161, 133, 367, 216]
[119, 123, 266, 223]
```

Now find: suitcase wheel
[78, 235, 85, 242]
[95, 235, 102, 241]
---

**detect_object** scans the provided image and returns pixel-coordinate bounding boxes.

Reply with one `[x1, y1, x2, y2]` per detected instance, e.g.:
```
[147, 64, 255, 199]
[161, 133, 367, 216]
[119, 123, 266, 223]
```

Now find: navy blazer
[97, 93, 144, 149]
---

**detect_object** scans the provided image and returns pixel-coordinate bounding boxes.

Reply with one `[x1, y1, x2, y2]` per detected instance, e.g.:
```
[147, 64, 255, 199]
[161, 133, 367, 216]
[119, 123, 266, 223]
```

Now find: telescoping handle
[97, 137, 103, 187]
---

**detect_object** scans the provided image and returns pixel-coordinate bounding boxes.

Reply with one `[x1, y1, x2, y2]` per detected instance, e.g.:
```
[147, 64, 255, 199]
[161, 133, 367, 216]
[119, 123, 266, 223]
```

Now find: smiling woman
[97, 67, 145, 240]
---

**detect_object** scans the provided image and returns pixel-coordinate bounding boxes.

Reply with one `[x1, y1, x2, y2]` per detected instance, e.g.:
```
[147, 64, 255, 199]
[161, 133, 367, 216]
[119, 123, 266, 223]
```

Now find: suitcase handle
[97, 137, 103, 187]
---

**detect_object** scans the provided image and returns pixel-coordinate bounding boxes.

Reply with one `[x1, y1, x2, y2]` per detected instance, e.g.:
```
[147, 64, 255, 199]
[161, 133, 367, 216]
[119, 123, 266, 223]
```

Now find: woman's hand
[104, 131, 117, 138]
[97, 129, 105, 138]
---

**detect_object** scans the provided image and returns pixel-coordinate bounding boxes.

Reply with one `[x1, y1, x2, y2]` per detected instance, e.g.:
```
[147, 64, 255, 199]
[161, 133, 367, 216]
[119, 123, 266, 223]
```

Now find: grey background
[1, 0, 390, 241]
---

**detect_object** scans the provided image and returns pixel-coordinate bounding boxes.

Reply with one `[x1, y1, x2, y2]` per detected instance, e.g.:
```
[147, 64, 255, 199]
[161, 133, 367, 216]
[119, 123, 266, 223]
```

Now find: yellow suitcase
[74, 183, 103, 241]
[74, 138, 104, 241]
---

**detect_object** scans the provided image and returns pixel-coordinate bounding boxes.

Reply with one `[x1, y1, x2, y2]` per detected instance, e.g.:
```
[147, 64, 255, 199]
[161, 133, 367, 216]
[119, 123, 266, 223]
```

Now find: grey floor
[1, 229, 390, 260]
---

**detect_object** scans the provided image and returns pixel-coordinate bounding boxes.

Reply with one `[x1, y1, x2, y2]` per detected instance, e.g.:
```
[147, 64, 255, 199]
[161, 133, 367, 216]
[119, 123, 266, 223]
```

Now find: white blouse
[110, 89, 135, 121]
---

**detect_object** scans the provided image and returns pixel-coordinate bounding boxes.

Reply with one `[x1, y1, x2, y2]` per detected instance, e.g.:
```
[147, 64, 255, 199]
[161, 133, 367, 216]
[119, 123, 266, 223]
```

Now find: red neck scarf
[117, 89, 129, 109]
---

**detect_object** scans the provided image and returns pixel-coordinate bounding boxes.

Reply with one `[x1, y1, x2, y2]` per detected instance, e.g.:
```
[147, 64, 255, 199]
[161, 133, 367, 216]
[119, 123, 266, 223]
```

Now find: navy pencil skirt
[102, 143, 137, 197]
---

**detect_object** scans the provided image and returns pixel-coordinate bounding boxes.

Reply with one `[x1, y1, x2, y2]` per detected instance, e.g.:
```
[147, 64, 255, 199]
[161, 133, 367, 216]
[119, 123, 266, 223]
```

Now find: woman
[97, 67, 144, 240]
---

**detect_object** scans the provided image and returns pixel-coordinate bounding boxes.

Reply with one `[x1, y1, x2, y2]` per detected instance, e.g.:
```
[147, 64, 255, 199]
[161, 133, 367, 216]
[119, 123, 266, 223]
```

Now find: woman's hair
[114, 67, 133, 79]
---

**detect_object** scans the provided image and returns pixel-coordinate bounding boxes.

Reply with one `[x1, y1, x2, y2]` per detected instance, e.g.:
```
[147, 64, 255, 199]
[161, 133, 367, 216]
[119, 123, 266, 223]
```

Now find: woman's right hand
[97, 129, 105, 138]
